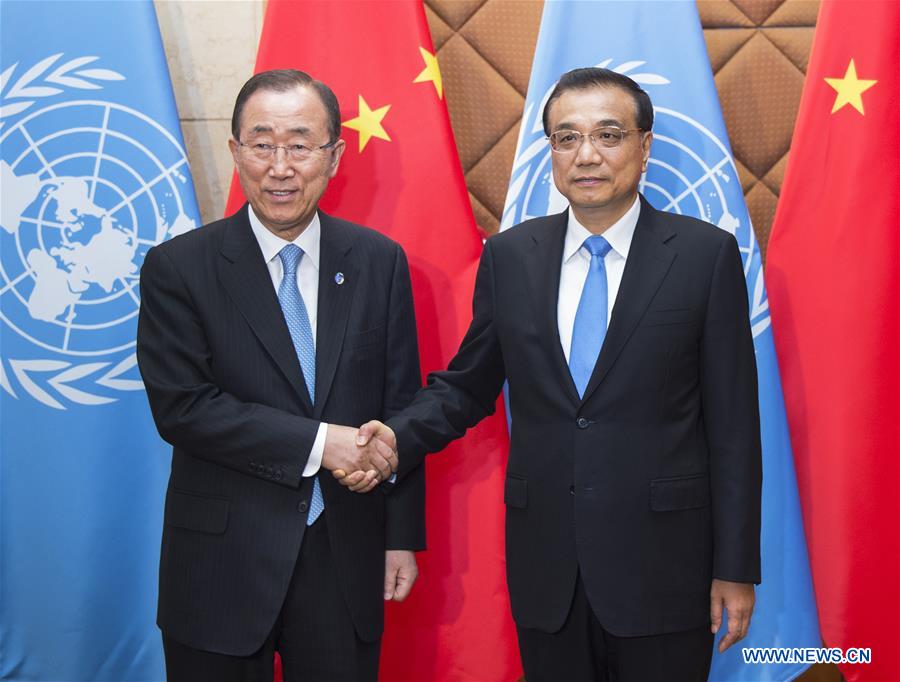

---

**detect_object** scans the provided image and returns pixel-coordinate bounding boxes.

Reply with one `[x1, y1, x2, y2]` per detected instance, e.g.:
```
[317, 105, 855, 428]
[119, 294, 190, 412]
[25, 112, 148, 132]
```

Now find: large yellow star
[413, 47, 443, 99]
[825, 59, 877, 115]
[342, 95, 391, 152]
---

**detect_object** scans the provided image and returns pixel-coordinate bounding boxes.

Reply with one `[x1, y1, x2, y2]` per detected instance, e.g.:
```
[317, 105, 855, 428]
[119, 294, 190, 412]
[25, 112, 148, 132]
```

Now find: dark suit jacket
[389, 195, 761, 637]
[137, 205, 424, 655]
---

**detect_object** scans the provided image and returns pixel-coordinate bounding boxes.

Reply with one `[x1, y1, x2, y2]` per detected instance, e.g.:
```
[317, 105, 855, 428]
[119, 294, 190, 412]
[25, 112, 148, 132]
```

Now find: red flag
[766, 2, 900, 680]
[226, 1, 520, 680]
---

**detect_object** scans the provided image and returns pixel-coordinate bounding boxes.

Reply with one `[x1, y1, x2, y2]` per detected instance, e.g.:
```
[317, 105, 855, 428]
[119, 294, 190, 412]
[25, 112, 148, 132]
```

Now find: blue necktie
[278, 244, 323, 525]
[569, 235, 613, 398]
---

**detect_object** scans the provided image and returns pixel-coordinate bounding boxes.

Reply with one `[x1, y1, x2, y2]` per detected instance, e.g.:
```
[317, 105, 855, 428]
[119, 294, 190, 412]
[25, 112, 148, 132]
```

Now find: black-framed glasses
[236, 139, 338, 163]
[547, 126, 644, 153]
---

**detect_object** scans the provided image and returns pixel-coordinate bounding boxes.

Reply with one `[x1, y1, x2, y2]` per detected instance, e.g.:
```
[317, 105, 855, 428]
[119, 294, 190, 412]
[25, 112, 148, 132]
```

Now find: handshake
[322, 420, 398, 493]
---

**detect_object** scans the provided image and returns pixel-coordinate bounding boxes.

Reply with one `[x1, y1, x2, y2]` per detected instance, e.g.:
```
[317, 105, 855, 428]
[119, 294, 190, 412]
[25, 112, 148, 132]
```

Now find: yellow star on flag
[342, 95, 391, 152]
[825, 59, 877, 115]
[414, 46, 443, 99]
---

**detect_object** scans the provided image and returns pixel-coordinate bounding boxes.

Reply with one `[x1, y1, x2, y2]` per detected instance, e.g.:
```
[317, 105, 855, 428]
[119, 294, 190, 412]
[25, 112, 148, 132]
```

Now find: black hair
[542, 67, 653, 135]
[231, 69, 341, 142]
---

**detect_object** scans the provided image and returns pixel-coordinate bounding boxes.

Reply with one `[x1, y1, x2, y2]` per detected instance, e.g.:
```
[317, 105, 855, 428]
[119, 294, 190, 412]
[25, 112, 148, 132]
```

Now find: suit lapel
[522, 210, 581, 405]
[312, 212, 358, 419]
[218, 205, 313, 412]
[581, 197, 676, 404]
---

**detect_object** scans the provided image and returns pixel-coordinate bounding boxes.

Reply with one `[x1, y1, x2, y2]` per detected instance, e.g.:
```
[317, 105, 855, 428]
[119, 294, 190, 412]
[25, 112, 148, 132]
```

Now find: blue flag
[502, 2, 820, 680]
[1, 2, 198, 679]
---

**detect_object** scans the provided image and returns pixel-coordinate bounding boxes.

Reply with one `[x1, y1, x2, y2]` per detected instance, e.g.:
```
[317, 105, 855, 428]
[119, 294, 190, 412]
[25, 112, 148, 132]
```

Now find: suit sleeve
[137, 245, 320, 488]
[701, 234, 762, 583]
[380, 245, 426, 550]
[388, 238, 507, 480]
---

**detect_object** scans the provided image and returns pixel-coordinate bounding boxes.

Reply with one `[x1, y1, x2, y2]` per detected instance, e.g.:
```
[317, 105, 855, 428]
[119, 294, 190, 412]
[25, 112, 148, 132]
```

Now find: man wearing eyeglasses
[137, 69, 424, 681]
[353, 67, 761, 680]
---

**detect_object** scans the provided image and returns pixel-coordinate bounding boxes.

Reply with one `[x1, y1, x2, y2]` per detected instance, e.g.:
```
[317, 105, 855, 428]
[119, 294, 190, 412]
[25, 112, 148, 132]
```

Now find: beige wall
[154, 0, 265, 225]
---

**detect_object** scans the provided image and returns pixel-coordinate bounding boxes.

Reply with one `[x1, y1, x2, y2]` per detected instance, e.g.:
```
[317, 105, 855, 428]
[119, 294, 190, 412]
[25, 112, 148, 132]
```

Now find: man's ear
[641, 131, 653, 172]
[328, 139, 346, 179]
[228, 137, 240, 168]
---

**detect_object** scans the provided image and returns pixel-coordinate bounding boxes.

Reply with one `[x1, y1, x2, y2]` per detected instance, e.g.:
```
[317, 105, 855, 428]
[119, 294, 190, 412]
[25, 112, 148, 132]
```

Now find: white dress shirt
[248, 206, 326, 476]
[557, 196, 640, 363]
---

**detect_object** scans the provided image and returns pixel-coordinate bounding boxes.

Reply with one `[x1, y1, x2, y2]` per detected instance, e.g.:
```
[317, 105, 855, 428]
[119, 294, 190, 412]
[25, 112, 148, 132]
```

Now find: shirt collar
[248, 205, 320, 271]
[563, 194, 641, 263]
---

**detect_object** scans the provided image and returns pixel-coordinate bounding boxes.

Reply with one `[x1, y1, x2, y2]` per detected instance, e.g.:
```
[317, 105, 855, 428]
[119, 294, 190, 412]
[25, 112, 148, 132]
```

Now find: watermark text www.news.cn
[742, 647, 872, 665]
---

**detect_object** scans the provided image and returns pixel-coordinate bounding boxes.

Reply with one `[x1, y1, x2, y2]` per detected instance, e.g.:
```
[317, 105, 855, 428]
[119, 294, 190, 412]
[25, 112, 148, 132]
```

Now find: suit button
[274, 470, 283, 481]
[297, 500, 309, 513]
[576, 417, 590, 429]
[569, 485, 575, 495]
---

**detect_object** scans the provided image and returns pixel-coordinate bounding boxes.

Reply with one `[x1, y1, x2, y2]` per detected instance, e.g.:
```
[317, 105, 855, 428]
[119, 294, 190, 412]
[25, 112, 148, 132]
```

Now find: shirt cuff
[303, 422, 328, 476]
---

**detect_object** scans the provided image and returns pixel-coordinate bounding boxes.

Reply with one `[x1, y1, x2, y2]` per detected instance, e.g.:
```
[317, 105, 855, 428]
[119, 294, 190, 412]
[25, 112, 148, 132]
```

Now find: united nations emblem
[502, 59, 769, 341]
[0, 55, 197, 408]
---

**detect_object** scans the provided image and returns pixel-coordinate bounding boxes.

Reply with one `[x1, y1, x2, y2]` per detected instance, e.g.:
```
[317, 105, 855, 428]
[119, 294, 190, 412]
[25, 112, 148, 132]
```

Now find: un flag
[1, 2, 198, 680]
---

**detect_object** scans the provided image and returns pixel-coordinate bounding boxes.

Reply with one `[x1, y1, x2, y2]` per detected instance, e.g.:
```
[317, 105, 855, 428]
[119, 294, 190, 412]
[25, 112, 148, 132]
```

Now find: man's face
[547, 85, 651, 224]
[229, 85, 345, 239]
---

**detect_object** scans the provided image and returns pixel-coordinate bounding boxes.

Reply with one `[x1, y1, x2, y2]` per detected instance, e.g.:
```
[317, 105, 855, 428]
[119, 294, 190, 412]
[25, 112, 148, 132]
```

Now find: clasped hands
[323, 421, 397, 493]
[323, 424, 418, 601]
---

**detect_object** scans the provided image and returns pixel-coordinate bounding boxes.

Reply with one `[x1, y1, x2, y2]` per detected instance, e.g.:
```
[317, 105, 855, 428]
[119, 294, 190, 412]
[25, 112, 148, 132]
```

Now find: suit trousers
[516, 575, 713, 682]
[163, 517, 380, 682]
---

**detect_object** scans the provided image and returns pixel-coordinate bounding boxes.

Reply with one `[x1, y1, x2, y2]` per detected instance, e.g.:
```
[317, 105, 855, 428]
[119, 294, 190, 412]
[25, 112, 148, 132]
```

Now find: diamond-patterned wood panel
[425, 0, 542, 240]
[701, 0, 817, 260]
[425, 0, 819, 265]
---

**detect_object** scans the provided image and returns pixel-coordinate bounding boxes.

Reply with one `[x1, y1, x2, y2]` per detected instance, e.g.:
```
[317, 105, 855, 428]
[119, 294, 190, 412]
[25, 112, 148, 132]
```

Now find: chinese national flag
[225, 1, 520, 680]
[766, 1, 900, 680]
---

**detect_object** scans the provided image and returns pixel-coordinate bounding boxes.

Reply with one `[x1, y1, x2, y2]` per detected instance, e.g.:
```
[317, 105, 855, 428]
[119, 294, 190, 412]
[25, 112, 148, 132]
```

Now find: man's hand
[333, 421, 398, 493]
[384, 550, 418, 602]
[358, 419, 397, 452]
[710, 579, 755, 653]
[322, 424, 397, 492]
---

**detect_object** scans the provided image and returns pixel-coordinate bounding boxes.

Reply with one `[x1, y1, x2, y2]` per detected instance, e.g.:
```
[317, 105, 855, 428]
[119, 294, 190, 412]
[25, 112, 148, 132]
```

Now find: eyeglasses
[547, 126, 644, 153]
[236, 139, 338, 163]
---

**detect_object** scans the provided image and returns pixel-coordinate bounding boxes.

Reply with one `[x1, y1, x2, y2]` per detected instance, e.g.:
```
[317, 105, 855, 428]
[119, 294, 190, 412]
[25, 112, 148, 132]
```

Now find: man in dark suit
[352, 68, 762, 680]
[137, 69, 423, 681]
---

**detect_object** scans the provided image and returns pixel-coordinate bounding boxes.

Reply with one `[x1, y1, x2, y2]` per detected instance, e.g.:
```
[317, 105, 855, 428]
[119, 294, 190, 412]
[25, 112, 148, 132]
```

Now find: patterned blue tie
[569, 235, 613, 398]
[278, 244, 323, 525]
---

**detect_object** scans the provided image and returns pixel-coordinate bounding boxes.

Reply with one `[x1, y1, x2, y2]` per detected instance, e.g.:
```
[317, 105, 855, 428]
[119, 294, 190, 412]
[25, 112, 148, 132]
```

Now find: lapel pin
[334, 272, 345, 285]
